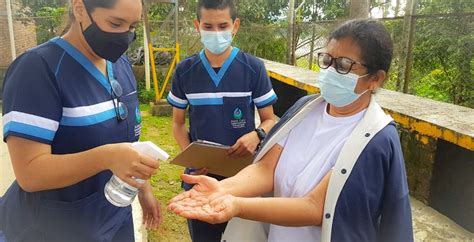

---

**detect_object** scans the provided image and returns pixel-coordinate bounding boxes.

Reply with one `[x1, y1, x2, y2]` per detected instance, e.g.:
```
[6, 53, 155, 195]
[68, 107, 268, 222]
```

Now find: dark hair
[197, 0, 237, 21]
[68, 0, 119, 21]
[83, 0, 119, 13]
[329, 19, 393, 74]
[63, 0, 120, 34]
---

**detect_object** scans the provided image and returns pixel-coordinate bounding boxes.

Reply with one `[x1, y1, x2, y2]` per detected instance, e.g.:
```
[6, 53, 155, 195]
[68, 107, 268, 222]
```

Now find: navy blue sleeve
[252, 61, 277, 108]
[331, 124, 413, 242]
[167, 67, 188, 109]
[378, 127, 414, 242]
[2, 52, 62, 144]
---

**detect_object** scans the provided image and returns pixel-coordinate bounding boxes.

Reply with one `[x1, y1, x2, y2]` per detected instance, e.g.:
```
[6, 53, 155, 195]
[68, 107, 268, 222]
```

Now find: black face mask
[81, 9, 136, 63]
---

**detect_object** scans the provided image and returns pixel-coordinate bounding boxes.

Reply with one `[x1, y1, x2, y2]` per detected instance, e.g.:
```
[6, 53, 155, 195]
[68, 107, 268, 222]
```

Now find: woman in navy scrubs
[0, 0, 161, 241]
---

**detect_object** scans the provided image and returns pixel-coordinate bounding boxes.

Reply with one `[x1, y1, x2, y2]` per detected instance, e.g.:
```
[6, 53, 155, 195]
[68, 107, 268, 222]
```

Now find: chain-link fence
[1, 1, 473, 108]
[217, 16, 473, 108]
[160, 12, 473, 108]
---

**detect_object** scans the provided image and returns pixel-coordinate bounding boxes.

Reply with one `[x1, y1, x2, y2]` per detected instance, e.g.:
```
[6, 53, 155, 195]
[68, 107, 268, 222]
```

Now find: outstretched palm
[168, 174, 237, 224]
[170, 194, 238, 224]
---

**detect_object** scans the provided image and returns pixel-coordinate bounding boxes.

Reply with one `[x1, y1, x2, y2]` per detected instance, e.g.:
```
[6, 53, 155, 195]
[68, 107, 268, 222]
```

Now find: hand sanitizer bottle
[105, 141, 169, 207]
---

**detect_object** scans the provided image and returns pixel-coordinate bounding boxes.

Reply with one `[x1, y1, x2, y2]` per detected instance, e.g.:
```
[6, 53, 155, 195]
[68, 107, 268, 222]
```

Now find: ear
[368, 70, 386, 91]
[232, 18, 241, 35]
[194, 19, 200, 33]
[71, 0, 86, 24]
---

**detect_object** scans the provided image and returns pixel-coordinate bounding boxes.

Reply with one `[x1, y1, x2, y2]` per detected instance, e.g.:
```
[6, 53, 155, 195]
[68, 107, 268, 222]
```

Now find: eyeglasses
[109, 78, 128, 121]
[317, 52, 368, 74]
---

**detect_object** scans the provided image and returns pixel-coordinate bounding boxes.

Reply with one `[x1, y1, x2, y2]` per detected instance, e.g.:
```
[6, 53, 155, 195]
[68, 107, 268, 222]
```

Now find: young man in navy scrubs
[167, 0, 277, 241]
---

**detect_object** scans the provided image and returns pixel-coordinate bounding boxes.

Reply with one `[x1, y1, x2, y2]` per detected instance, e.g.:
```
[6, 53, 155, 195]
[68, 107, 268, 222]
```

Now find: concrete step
[411, 198, 473, 241]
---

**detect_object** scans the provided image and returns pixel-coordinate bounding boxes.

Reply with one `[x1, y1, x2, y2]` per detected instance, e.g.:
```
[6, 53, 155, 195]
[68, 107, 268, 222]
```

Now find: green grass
[138, 105, 191, 242]
[296, 57, 321, 72]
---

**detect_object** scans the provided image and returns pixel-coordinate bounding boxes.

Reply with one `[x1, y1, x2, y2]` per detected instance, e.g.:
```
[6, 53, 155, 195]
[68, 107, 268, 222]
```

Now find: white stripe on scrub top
[270, 101, 366, 242]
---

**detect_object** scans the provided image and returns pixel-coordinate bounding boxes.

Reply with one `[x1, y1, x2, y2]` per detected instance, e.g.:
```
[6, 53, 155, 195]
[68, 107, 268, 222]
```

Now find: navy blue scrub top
[167, 48, 277, 146]
[0, 37, 141, 241]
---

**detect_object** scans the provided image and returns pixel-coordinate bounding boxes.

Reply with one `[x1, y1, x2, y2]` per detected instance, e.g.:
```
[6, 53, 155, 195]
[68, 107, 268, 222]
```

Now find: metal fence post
[308, 24, 316, 70]
[397, 0, 417, 93]
[287, 0, 295, 65]
[6, 0, 16, 60]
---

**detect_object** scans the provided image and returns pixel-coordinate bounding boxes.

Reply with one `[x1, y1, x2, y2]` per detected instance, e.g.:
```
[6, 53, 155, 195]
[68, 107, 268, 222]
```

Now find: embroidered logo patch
[233, 108, 243, 120]
[134, 106, 142, 137]
[231, 107, 246, 129]
[135, 107, 142, 124]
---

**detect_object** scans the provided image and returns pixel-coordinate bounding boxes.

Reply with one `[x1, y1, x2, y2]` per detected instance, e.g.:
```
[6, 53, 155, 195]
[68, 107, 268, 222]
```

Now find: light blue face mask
[200, 30, 233, 55]
[319, 66, 370, 107]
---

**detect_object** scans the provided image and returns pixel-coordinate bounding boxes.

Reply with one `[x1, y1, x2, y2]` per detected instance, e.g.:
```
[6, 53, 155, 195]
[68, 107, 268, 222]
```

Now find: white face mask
[319, 66, 370, 107]
[200, 30, 233, 55]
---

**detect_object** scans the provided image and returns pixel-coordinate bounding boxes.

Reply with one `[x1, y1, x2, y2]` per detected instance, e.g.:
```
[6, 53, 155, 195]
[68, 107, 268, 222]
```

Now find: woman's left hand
[138, 182, 162, 229]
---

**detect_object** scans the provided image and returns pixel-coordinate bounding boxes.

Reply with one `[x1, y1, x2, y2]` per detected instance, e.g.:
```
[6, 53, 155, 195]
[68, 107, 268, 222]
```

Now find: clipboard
[169, 140, 253, 177]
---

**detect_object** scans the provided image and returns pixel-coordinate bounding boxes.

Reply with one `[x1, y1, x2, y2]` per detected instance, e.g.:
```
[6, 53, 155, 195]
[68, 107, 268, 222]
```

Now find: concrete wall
[271, 79, 308, 117]
[429, 140, 474, 232]
[395, 127, 474, 232]
[399, 129, 437, 204]
[0, 1, 37, 67]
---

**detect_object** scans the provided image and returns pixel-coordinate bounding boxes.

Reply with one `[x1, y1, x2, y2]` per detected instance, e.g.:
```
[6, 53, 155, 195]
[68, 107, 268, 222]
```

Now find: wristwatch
[255, 128, 266, 141]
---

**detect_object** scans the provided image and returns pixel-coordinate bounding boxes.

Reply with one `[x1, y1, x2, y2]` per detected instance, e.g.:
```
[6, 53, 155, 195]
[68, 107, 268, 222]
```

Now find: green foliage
[234, 24, 287, 63]
[417, 0, 473, 14]
[307, 0, 349, 21]
[408, 0, 474, 107]
[17, 0, 67, 13]
[412, 69, 451, 102]
[16, 0, 472, 108]
[378, 0, 473, 108]
[139, 89, 156, 104]
[35, 7, 66, 44]
[16, 0, 68, 44]
[297, 58, 320, 71]
[137, 78, 157, 104]
[236, 0, 288, 24]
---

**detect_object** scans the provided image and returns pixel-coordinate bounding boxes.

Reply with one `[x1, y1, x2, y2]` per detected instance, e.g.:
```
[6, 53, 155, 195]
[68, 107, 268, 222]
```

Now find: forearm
[258, 118, 276, 134]
[256, 106, 277, 134]
[220, 145, 282, 197]
[233, 169, 331, 226]
[220, 163, 273, 197]
[235, 196, 323, 226]
[11, 145, 111, 192]
[173, 123, 191, 151]
[139, 180, 153, 197]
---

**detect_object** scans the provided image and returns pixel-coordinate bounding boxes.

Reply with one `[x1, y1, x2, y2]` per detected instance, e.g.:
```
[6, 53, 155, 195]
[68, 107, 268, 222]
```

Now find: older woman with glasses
[168, 19, 413, 242]
[0, 0, 162, 241]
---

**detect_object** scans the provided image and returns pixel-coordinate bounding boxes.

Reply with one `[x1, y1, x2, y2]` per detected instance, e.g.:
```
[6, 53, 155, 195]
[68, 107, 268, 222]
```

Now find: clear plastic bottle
[105, 141, 169, 207]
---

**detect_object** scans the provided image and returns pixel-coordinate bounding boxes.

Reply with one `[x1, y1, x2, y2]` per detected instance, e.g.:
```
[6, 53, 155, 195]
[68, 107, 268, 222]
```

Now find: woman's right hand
[102, 143, 160, 188]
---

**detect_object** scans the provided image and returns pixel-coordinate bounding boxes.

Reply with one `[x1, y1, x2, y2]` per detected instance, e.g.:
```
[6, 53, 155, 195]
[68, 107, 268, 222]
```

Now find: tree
[349, 0, 369, 18]
[409, 0, 474, 107]
[35, 7, 66, 44]
[15, 0, 68, 44]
